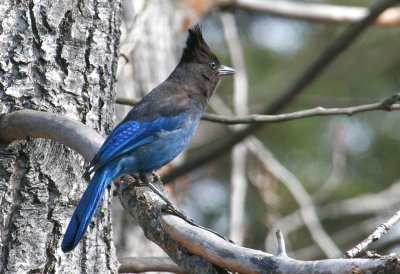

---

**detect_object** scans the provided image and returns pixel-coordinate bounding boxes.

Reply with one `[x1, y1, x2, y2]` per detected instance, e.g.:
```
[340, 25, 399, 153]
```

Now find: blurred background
[112, 0, 400, 263]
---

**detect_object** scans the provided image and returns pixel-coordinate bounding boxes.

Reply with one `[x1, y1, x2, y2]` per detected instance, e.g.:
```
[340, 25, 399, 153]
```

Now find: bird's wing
[85, 114, 186, 175]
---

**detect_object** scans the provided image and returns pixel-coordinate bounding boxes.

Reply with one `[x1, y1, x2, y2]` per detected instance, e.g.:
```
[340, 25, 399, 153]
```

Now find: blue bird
[61, 25, 235, 252]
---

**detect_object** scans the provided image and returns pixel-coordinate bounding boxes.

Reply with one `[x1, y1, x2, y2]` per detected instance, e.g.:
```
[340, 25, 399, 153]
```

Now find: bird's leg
[131, 173, 146, 186]
[137, 173, 234, 243]
[152, 171, 161, 183]
[138, 172, 173, 207]
[138, 172, 196, 222]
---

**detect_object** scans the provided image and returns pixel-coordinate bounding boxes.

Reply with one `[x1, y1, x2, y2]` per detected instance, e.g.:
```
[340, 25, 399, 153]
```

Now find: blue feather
[62, 168, 113, 252]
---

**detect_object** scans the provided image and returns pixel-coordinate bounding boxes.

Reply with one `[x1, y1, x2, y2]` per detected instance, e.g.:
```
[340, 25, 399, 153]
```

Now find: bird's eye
[209, 61, 217, 69]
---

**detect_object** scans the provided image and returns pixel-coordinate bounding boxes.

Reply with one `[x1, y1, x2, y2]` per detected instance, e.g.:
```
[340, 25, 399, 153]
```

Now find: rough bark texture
[0, 0, 120, 272]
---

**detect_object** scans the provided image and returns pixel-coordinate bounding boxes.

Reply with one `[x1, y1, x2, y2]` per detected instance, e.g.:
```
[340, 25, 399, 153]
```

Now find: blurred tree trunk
[0, 0, 120, 272]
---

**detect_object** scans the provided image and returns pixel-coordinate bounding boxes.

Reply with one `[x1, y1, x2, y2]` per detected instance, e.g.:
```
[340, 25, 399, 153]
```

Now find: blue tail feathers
[61, 169, 111, 252]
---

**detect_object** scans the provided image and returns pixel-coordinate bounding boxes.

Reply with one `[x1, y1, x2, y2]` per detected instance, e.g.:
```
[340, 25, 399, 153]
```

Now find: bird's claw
[151, 172, 160, 183]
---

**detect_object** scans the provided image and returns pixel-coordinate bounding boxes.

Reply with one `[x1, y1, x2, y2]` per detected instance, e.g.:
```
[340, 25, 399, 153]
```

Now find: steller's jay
[61, 25, 235, 252]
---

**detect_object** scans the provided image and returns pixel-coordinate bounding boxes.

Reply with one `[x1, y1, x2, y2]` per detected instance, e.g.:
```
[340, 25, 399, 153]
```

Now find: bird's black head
[179, 25, 235, 100]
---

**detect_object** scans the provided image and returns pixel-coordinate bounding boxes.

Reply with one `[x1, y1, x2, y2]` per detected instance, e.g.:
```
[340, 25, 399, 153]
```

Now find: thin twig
[202, 94, 400, 124]
[312, 122, 346, 202]
[219, 0, 400, 26]
[345, 210, 400, 258]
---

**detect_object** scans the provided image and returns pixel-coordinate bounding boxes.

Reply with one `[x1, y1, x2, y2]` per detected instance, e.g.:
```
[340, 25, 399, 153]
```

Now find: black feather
[180, 24, 217, 64]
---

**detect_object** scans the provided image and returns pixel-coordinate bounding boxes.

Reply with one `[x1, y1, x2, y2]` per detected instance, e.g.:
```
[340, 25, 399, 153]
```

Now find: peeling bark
[0, 0, 121, 272]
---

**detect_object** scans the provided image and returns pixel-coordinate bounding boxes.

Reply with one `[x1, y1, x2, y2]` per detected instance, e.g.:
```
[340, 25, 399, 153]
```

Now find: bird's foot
[160, 203, 235, 244]
[131, 173, 147, 186]
[133, 172, 173, 208]
[161, 204, 194, 223]
[145, 182, 173, 207]
[152, 172, 161, 183]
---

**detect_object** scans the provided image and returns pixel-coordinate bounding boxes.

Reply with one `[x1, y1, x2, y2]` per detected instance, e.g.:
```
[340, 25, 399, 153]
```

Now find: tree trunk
[0, 0, 120, 272]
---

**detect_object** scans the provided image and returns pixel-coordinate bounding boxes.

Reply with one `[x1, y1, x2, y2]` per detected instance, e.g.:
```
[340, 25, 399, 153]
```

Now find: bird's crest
[180, 24, 216, 63]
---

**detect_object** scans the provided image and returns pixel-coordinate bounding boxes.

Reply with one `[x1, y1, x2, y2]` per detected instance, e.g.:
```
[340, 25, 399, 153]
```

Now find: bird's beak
[218, 65, 235, 76]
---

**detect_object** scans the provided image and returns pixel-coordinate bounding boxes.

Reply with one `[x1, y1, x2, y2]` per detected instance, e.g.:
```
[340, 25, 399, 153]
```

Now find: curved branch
[0, 110, 103, 161]
[160, 213, 399, 273]
[219, 0, 400, 26]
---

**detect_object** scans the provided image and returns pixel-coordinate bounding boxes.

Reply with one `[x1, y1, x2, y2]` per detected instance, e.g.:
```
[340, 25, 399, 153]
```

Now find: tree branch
[0, 110, 103, 161]
[202, 93, 400, 124]
[220, 12, 249, 245]
[116, 93, 400, 125]
[345, 210, 400, 258]
[160, 213, 400, 273]
[162, 0, 398, 183]
[219, 0, 400, 26]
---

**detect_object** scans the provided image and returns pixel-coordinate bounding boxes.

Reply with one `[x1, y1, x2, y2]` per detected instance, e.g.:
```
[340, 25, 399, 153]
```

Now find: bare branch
[202, 93, 400, 124]
[0, 110, 103, 161]
[220, 12, 249, 245]
[116, 93, 400, 125]
[346, 210, 400, 258]
[219, 0, 400, 26]
[312, 123, 347, 202]
[118, 257, 181, 273]
[160, 213, 400, 273]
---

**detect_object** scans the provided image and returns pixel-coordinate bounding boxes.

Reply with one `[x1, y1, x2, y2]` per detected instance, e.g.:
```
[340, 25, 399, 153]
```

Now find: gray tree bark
[0, 0, 121, 272]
